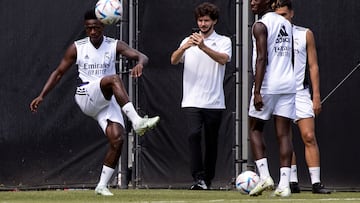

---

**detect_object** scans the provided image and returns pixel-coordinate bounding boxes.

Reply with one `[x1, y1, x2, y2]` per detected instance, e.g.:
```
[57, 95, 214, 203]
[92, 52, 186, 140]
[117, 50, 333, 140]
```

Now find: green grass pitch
[1, 189, 360, 203]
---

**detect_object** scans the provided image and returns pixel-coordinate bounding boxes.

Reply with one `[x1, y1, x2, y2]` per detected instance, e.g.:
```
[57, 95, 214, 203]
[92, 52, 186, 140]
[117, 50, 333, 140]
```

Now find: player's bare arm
[30, 44, 77, 112]
[253, 22, 268, 111]
[116, 40, 148, 78]
[306, 29, 321, 115]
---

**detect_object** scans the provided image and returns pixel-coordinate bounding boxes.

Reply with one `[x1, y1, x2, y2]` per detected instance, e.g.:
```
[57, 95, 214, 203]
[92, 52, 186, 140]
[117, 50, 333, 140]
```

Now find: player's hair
[273, 0, 293, 10]
[84, 9, 97, 20]
[194, 2, 219, 21]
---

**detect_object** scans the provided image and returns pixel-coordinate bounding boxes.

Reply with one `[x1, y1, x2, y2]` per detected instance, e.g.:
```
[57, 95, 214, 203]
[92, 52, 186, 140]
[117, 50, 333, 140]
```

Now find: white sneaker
[133, 115, 160, 136]
[273, 187, 291, 197]
[249, 176, 274, 196]
[95, 186, 114, 196]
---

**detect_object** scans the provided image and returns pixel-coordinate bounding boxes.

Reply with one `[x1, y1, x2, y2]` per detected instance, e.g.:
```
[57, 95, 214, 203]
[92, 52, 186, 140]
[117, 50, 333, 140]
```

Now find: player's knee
[302, 132, 316, 145]
[110, 74, 122, 84]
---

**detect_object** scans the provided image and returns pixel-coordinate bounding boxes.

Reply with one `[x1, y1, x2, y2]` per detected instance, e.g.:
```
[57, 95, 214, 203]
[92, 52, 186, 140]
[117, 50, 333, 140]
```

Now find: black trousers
[183, 107, 223, 185]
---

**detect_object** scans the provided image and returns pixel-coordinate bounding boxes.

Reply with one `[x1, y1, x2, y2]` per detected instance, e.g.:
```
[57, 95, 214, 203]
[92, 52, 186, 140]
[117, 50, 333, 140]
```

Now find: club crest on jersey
[104, 52, 111, 64]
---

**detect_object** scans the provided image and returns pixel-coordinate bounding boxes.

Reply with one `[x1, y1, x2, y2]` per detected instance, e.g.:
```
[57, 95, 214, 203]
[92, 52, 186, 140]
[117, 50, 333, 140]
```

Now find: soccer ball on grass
[235, 170, 260, 194]
[95, 0, 122, 25]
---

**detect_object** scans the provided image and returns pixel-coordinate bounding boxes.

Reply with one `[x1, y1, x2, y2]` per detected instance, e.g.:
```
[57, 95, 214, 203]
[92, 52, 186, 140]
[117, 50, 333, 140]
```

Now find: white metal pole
[235, 0, 241, 177]
[241, 0, 251, 172]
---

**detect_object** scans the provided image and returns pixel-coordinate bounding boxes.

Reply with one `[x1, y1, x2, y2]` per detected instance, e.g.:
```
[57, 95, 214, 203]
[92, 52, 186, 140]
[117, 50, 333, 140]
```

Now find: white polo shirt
[179, 31, 232, 109]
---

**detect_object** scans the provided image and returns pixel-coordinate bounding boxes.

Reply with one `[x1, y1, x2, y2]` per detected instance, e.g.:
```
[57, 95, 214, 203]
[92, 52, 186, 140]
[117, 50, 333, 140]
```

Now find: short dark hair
[273, 0, 293, 10]
[194, 2, 219, 21]
[84, 8, 97, 20]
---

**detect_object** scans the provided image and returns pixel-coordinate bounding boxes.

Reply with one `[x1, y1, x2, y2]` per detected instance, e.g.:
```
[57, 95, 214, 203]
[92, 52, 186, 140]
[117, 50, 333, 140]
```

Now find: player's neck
[259, 8, 273, 18]
[90, 36, 104, 49]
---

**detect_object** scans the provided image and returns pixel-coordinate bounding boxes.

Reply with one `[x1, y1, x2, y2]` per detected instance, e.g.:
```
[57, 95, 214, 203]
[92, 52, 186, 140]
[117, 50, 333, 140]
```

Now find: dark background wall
[0, 0, 114, 189]
[136, 0, 236, 189]
[0, 0, 359, 190]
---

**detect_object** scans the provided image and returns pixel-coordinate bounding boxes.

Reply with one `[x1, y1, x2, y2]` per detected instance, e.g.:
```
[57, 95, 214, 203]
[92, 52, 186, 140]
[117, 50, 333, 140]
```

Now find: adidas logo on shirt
[276, 25, 291, 43]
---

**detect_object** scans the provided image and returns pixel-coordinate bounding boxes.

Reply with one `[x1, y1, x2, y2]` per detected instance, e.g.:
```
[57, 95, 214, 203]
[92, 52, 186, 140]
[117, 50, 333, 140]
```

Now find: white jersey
[74, 36, 124, 133]
[293, 25, 310, 91]
[75, 36, 117, 82]
[252, 12, 296, 94]
[179, 31, 232, 109]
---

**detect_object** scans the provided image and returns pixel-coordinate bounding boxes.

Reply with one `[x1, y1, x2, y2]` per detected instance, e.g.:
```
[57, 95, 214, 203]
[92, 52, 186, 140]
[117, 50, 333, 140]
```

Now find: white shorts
[74, 78, 125, 133]
[294, 88, 314, 122]
[248, 93, 296, 120]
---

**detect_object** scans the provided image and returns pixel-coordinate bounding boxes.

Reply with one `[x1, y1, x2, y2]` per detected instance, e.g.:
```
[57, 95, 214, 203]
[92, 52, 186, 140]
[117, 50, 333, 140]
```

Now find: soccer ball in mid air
[95, 0, 122, 24]
[235, 171, 260, 194]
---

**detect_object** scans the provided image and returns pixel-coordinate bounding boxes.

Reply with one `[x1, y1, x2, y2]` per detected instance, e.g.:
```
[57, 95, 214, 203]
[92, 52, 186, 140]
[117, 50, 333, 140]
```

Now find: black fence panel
[263, 0, 360, 191]
[0, 0, 118, 189]
[136, 0, 237, 189]
[0, 0, 359, 191]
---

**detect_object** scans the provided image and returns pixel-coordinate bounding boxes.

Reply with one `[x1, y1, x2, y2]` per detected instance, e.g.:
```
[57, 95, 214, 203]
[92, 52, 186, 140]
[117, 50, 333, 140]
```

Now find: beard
[200, 25, 214, 35]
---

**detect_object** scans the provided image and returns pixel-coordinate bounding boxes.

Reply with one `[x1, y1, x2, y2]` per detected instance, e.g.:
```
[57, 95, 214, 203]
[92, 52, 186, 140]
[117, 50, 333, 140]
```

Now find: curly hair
[194, 2, 219, 21]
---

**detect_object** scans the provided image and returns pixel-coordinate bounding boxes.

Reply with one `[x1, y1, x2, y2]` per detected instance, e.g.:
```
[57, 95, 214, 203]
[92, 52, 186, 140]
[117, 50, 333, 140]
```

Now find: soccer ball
[95, 0, 122, 24]
[235, 171, 260, 194]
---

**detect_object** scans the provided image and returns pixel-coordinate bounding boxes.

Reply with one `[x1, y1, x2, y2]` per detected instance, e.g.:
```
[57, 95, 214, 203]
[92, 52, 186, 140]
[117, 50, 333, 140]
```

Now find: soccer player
[29, 9, 160, 196]
[170, 2, 232, 190]
[248, 0, 296, 197]
[274, 0, 331, 194]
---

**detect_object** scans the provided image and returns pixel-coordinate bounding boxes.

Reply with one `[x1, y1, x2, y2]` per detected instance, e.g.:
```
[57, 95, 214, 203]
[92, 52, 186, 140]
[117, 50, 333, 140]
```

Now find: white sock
[122, 102, 142, 124]
[97, 165, 115, 188]
[255, 158, 270, 179]
[278, 167, 291, 189]
[309, 167, 320, 184]
[290, 165, 298, 183]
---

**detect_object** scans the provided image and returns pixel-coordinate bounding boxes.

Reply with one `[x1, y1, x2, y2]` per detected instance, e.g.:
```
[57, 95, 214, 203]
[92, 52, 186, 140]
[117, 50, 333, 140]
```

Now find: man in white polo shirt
[171, 2, 232, 190]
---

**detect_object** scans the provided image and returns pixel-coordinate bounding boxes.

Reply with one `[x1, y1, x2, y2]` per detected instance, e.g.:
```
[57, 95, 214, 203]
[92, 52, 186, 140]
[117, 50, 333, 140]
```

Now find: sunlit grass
[0, 189, 360, 203]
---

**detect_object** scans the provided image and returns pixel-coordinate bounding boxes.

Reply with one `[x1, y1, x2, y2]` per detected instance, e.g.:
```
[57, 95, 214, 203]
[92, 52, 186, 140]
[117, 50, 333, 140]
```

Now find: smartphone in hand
[191, 28, 200, 33]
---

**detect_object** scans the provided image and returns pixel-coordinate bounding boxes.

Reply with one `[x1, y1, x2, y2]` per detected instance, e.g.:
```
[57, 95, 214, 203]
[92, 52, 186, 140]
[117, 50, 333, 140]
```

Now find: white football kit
[249, 12, 296, 120]
[74, 36, 124, 132]
[293, 25, 315, 121]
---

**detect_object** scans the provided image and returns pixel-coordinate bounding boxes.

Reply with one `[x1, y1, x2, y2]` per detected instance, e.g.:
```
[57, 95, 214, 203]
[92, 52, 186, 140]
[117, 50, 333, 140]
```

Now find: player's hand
[254, 93, 263, 111]
[130, 63, 144, 78]
[312, 98, 322, 115]
[30, 97, 43, 113]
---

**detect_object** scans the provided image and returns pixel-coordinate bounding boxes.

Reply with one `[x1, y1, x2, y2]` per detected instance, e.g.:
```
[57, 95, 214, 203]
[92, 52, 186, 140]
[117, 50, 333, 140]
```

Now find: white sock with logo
[255, 158, 270, 180]
[122, 102, 142, 124]
[97, 165, 115, 188]
[278, 167, 291, 189]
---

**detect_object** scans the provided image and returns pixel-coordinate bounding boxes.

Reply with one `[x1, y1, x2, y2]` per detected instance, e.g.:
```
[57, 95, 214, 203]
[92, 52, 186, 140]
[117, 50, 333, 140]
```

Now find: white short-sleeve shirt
[179, 31, 232, 109]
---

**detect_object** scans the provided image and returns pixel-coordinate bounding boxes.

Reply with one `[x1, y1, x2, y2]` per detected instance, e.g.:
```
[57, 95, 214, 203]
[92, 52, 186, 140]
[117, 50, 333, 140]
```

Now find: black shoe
[290, 182, 301, 193]
[312, 183, 331, 194]
[190, 180, 208, 190]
